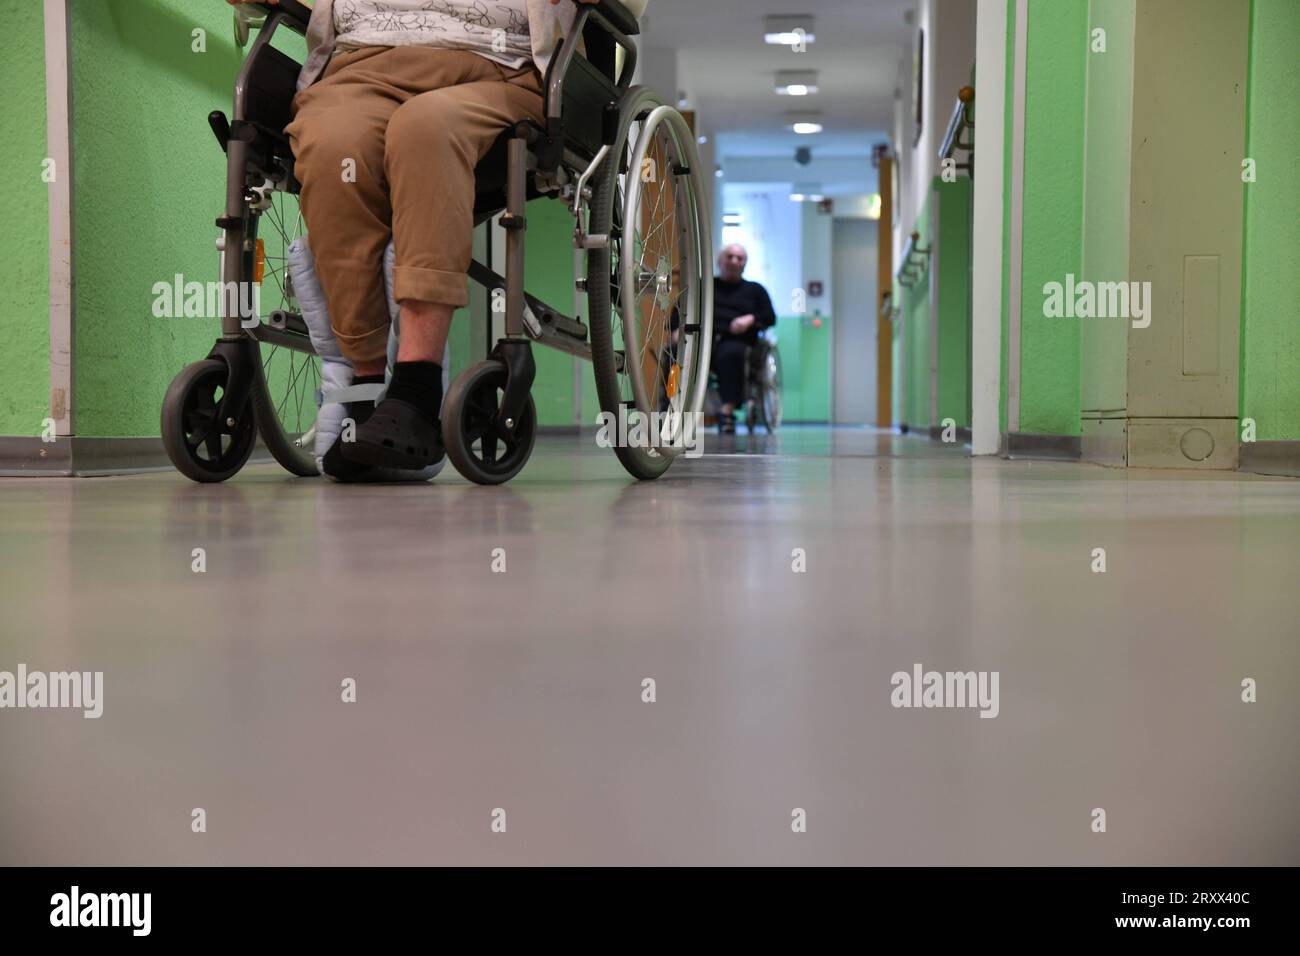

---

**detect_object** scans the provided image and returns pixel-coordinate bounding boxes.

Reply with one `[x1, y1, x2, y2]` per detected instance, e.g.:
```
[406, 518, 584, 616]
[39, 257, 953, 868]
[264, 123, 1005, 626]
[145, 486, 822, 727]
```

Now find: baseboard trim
[69, 437, 176, 476]
[1, 436, 274, 477]
[927, 425, 972, 444]
[1239, 440, 1300, 478]
[0, 436, 73, 475]
[1003, 432, 1081, 461]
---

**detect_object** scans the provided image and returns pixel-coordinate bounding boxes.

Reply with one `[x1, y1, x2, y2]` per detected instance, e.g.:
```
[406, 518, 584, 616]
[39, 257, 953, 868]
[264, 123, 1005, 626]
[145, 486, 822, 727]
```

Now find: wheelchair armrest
[254, 0, 312, 33]
[589, 0, 641, 38]
[543, 1, 640, 158]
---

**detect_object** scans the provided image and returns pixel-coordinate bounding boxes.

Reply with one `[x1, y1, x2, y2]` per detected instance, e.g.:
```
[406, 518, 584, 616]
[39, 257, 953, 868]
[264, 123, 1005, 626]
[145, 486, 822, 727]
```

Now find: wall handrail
[894, 231, 932, 289]
[938, 86, 975, 175]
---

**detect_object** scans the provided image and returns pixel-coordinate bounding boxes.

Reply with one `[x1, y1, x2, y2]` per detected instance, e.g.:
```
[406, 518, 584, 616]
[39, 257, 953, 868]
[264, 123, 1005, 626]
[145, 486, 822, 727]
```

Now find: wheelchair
[705, 330, 783, 434]
[161, 0, 712, 485]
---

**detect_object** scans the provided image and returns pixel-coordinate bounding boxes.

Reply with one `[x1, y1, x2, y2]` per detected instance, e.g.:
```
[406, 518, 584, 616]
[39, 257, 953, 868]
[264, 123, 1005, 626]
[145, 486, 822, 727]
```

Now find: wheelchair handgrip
[254, 0, 312, 32]
[588, 0, 641, 38]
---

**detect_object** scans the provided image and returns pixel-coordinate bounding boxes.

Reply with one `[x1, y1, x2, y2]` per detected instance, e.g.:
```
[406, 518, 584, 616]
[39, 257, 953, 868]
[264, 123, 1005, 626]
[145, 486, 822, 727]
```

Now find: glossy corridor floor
[2, 427, 1297, 866]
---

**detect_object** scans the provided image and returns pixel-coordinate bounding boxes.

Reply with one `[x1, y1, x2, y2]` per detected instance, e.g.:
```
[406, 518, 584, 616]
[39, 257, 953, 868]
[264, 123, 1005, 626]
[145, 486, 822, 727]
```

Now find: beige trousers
[286, 47, 545, 362]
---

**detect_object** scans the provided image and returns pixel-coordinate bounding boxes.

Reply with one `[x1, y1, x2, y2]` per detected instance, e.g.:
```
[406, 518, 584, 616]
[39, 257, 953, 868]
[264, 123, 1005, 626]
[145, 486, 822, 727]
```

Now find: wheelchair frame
[171, 0, 711, 484]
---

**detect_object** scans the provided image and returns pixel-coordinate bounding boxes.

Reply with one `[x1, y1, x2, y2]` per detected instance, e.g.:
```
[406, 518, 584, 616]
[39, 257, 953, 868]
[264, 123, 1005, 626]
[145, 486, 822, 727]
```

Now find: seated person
[229, 0, 647, 479]
[711, 244, 776, 433]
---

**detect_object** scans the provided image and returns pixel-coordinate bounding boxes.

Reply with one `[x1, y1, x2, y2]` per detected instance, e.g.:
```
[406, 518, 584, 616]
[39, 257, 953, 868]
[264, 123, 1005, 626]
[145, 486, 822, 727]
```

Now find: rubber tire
[161, 359, 258, 483]
[443, 360, 537, 486]
[587, 87, 675, 481]
[762, 350, 783, 434]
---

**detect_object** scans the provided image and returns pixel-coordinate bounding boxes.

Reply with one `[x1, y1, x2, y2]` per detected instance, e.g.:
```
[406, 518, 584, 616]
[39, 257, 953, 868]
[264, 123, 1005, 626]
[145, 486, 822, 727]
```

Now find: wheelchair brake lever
[570, 144, 611, 218]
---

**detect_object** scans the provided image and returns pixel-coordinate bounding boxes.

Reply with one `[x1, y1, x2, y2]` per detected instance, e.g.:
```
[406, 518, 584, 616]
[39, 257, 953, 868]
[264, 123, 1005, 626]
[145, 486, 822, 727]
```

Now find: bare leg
[396, 300, 454, 364]
[350, 300, 452, 378]
[353, 356, 387, 378]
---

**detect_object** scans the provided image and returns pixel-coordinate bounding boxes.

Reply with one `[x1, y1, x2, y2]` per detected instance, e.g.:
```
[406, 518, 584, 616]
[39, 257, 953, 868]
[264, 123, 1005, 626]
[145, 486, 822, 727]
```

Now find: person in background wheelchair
[711, 244, 776, 434]
[228, 0, 648, 480]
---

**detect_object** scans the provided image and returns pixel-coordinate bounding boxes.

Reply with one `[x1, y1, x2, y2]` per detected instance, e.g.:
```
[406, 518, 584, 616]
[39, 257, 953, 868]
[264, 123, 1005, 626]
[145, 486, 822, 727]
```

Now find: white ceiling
[639, 0, 914, 175]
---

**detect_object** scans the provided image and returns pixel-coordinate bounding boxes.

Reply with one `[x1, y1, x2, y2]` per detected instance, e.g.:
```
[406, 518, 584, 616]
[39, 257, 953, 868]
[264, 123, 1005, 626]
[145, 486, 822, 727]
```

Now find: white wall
[894, 0, 977, 261]
[832, 218, 879, 424]
[801, 202, 834, 318]
[720, 183, 803, 313]
[970, 0, 1006, 454]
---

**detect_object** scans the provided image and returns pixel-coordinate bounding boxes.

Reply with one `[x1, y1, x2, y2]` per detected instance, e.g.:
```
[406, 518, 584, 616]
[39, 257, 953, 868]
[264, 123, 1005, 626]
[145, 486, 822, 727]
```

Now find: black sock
[385, 361, 443, 420]
[322, 373, 386, 480]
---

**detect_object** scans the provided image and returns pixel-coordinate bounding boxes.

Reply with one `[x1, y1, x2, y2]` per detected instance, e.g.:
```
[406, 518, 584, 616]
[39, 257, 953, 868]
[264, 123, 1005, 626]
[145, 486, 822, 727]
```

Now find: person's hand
[553, 0, 603, 5]
[729, 314, 756, 335]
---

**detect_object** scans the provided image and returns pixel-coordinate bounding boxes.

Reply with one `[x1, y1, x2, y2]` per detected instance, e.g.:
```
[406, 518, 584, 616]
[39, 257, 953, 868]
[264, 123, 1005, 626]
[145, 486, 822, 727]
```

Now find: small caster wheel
[442, 360, 537, 485]
[161, 359, 257, 483]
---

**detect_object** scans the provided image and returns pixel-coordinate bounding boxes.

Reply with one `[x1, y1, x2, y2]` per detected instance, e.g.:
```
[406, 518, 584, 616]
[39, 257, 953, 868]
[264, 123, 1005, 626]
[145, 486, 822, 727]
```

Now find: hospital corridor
[0, 0, 1297, 922]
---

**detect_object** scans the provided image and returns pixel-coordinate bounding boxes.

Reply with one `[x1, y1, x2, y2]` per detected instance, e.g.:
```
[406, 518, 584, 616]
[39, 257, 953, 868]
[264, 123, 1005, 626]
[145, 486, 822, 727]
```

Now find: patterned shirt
[333, 1, 532, 68]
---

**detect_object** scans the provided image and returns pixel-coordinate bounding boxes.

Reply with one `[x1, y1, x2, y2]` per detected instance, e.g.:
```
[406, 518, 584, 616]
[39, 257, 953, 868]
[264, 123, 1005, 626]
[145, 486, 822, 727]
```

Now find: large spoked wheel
[760, 347, 784, 433]
[243, 194, 321, 477]
[443, 360, 538, 486]
[754, 345, 780, 434]
[161, 359, 258, 483]
[588, 88, 713, 480]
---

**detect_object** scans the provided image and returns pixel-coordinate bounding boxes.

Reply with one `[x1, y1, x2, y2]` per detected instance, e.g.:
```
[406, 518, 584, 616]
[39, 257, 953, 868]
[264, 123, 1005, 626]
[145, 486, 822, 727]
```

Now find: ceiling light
[787, 111, 824, 135]
[764, 16, 815, 46]
[776, 71, 819, 96]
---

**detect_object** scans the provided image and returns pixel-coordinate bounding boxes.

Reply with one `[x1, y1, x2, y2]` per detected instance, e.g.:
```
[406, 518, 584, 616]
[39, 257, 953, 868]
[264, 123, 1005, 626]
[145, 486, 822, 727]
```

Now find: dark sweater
[713, 277, 777, 346]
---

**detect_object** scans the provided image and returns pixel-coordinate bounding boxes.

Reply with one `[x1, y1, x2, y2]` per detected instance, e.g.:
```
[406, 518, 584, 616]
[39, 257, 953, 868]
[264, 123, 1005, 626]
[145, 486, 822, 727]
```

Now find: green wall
[1240, 0, 1300, 441]
[999, 0, 1015, 434]
[1079, 0, 1135, 419]
[772, 314, 831, 422]
[522, 197, 579, 427]
[0, 1, 51, 437]
[936, 176, 972, 429]
[890, 48, 973, 436]
[70, 0, 272, 437]
[895, 191, 932, 429]
[1015, 0, 1087, 436]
